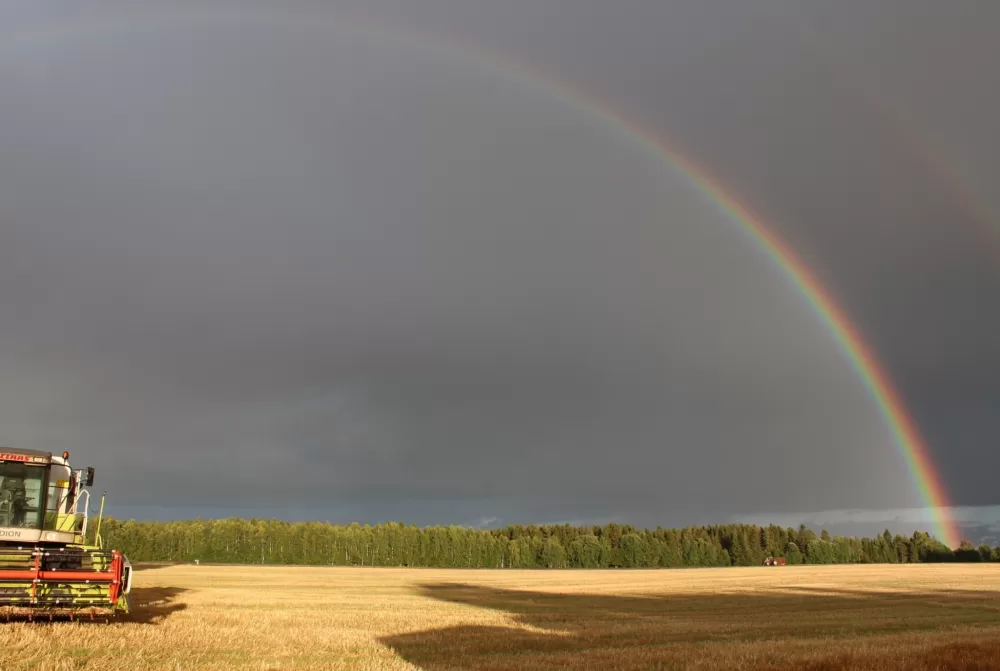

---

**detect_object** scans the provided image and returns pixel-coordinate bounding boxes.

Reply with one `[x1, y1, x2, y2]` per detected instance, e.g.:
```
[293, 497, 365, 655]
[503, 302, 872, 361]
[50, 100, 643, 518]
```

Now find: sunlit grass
[0, 563, 997, 669]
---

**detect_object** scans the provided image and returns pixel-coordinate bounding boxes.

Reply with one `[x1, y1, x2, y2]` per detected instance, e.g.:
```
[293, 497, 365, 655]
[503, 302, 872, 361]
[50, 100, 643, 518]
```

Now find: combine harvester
[0, 447, 132, 621]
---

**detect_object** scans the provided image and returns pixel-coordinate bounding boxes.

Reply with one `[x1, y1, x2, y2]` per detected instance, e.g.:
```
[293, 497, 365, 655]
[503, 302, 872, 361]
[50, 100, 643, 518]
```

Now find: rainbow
[562, 112, 963, 550]
[0, 8, 962, 548]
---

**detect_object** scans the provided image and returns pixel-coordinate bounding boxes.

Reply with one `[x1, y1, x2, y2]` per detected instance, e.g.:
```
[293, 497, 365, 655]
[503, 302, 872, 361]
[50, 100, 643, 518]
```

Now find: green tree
[730, 530, 753, 566]
[93, 517, 981, 569]
[568, 534, 602, 568]
[620, 533, 648, 568]
[540, 536, 566, 568]
[954, 540, 981, 563]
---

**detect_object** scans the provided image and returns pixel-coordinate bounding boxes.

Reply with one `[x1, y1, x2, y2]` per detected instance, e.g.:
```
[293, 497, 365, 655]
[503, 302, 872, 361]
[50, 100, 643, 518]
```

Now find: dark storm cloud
[0, 1, 996, 533]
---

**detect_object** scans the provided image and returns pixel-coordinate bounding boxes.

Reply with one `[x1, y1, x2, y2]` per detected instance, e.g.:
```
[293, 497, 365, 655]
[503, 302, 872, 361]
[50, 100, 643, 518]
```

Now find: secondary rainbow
[0, 9, 962, 548]
[763, 6, 1000, 260]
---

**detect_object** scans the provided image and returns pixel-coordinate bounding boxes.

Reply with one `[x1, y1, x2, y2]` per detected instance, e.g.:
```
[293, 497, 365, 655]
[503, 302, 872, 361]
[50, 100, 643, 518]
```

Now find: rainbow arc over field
[2, 9, 962, 548]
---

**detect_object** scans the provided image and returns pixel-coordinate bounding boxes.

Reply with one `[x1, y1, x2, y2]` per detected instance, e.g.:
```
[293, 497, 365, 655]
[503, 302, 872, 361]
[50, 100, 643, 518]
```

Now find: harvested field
[1, 563, 999, 670]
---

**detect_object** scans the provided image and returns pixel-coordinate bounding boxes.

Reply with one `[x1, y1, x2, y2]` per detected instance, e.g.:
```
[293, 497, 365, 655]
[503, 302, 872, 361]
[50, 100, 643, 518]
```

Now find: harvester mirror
[85, 467, 95, 487]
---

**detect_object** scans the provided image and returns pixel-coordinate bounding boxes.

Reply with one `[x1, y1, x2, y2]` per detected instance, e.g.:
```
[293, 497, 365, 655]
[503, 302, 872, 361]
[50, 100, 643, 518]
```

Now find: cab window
[0, 461, 46, 529]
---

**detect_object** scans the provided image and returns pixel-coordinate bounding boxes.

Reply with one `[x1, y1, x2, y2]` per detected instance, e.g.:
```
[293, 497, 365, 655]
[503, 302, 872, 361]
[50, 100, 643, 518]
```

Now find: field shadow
[380, 582, 1000, 670]
[0, 587, 189, 625]
[123, 586, 189, 625]
[131, 562, 175, 572]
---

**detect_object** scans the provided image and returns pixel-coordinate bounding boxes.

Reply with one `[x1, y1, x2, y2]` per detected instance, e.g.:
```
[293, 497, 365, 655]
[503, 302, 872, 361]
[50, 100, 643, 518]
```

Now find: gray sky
[1, 1, 997, 542]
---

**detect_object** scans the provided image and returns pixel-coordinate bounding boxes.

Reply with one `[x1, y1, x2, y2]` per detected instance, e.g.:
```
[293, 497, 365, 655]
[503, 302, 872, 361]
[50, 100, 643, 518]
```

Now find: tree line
[90, 517, 999, 568]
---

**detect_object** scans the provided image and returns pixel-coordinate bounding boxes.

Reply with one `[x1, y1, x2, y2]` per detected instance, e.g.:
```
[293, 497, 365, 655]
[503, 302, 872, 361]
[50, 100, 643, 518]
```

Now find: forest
[92, 518, 1000, 568]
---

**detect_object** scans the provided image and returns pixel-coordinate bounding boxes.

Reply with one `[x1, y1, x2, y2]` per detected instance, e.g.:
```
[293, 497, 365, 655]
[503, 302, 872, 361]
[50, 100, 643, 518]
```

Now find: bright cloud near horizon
[0, 0, 997, 544]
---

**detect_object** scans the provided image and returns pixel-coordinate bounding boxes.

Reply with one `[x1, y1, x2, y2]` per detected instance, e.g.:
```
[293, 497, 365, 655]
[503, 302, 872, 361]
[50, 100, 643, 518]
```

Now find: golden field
[1, 563, 999, 670]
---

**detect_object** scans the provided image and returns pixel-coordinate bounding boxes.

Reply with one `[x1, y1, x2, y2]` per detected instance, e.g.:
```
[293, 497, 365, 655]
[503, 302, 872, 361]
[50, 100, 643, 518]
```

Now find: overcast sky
[1, 1, 996, 542]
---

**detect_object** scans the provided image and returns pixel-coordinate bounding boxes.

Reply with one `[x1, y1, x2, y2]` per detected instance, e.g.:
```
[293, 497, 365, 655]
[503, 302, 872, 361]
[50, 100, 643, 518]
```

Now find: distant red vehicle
[762, 556, 787, 566]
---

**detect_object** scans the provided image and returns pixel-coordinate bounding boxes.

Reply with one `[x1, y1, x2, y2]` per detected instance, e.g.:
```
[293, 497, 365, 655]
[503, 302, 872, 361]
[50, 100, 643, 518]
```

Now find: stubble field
[1, 563, 999, 670]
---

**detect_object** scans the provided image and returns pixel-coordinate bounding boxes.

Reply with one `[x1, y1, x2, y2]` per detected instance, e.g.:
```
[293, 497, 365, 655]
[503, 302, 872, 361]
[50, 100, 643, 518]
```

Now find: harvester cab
[0, 448, 132, 620]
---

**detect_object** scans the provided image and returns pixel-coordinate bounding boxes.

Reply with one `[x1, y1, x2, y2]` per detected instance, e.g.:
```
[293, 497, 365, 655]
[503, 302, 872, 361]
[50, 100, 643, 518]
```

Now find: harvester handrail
[93, 492, 106, 550]
[76, 489, 91, 536]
